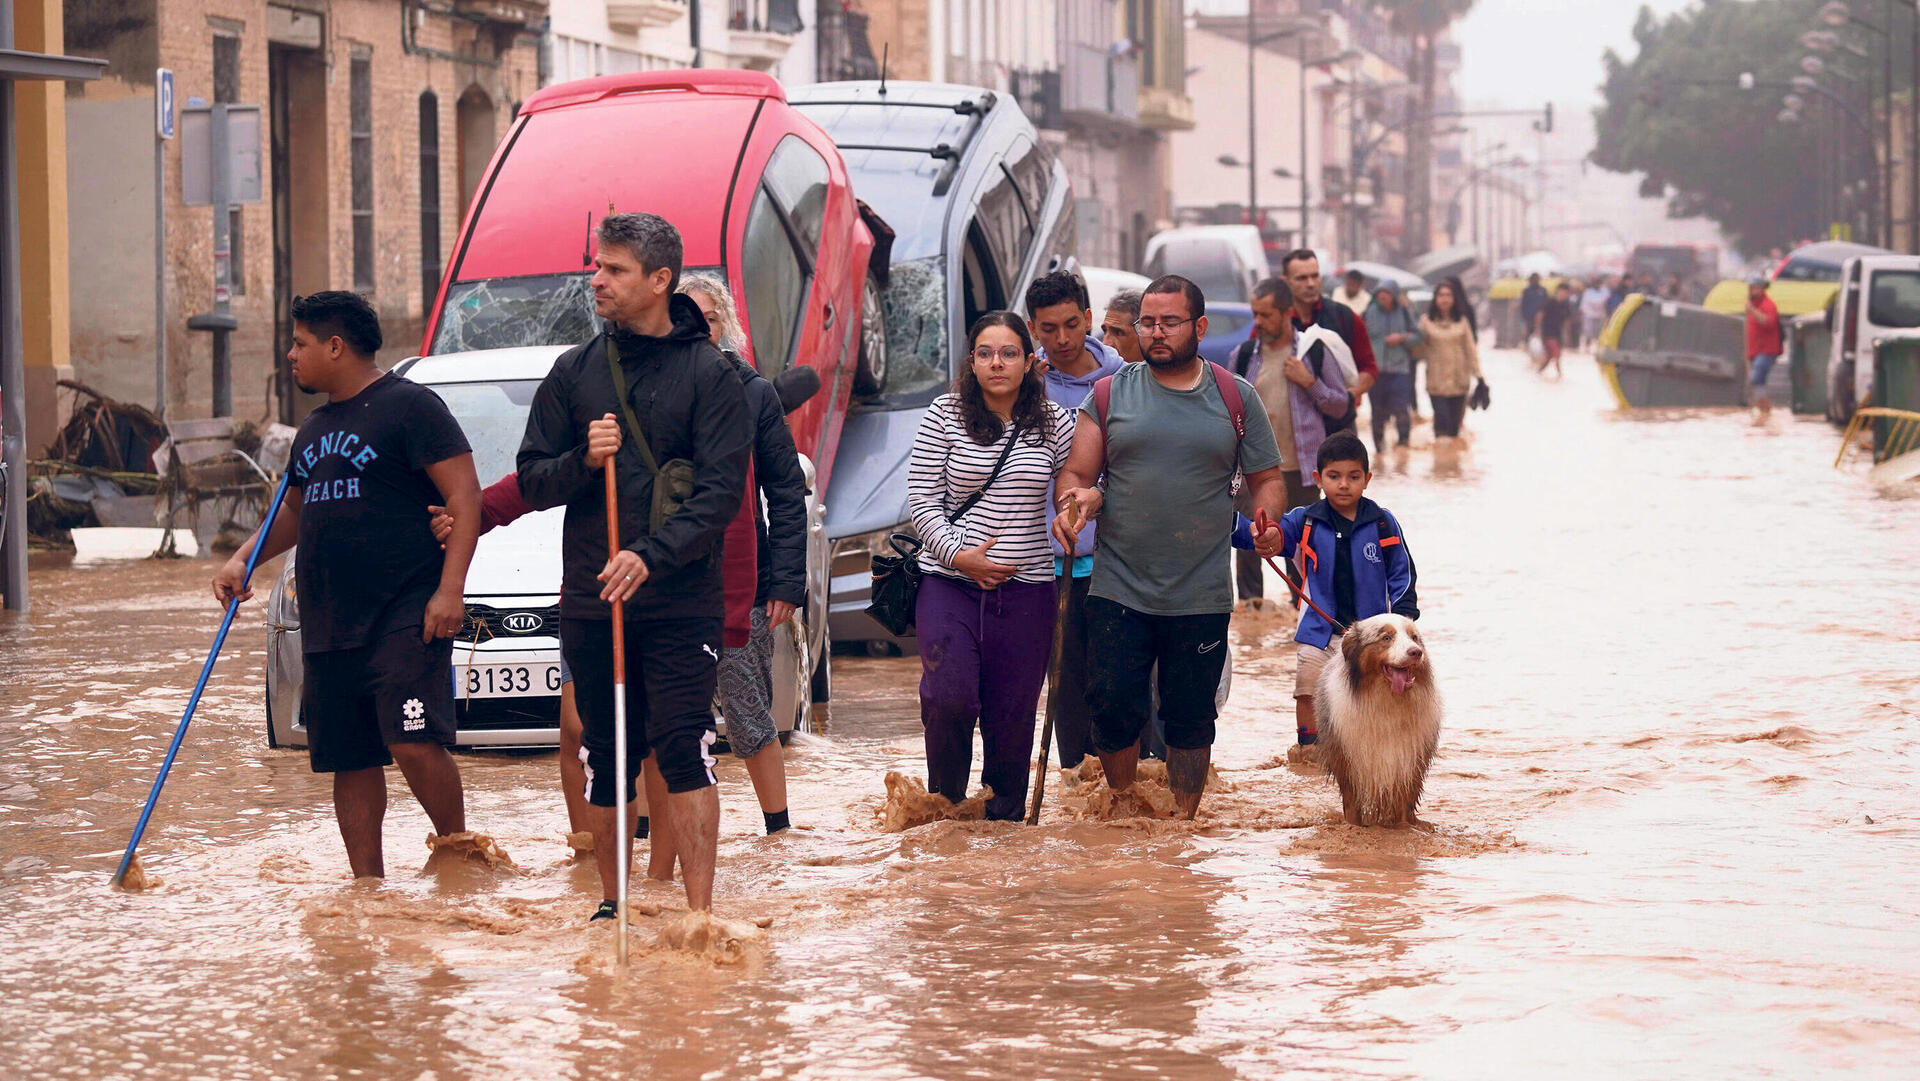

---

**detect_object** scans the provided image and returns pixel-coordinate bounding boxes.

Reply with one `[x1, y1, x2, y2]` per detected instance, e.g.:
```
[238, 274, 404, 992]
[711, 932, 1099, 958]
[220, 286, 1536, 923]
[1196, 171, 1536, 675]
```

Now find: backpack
[1090, 362, 1247, 496]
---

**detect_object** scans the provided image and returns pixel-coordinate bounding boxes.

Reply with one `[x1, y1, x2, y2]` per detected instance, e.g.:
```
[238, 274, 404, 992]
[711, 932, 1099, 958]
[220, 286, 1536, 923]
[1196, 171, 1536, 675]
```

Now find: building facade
[63, 0, 544, 427]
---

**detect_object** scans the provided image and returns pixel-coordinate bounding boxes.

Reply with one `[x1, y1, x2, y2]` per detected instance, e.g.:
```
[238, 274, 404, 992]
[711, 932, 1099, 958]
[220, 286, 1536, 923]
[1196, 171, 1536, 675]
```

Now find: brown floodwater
[4, 348, 1918, 1079]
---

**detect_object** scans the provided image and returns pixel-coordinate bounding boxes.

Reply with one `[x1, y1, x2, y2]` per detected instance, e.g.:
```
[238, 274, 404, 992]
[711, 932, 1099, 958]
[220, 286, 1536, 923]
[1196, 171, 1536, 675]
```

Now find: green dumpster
[1788, 314, 1830, 416]
[1873, 337, 1920, 447]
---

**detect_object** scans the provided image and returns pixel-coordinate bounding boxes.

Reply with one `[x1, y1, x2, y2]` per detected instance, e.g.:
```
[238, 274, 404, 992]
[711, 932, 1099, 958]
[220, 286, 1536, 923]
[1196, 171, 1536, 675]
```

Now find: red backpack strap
[1092, 375, 1114, 432]
[1208, 362, 1246, 494]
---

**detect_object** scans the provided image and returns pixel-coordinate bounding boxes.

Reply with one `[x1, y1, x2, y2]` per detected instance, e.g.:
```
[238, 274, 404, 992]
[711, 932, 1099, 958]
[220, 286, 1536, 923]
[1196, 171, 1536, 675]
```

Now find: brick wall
[67, 0, 541, 426]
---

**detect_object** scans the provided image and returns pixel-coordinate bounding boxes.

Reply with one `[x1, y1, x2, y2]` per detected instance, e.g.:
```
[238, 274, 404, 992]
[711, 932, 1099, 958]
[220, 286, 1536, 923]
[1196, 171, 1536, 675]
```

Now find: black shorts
[302, 628, 457, 773]
[1085, 597, 1230, 754]
[562, 615, 721, 803]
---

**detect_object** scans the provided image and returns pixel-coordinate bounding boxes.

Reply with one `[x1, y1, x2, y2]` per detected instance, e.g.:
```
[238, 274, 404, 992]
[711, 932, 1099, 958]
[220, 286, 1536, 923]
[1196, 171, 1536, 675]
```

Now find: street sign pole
[155, 68, 172, 421]
[209, 102, 231, 417]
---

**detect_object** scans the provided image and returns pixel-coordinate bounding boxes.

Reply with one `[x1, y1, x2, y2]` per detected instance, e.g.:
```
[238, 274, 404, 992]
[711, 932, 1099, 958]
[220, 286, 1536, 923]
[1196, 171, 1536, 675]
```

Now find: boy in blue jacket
[1236, 431, 1418, 756]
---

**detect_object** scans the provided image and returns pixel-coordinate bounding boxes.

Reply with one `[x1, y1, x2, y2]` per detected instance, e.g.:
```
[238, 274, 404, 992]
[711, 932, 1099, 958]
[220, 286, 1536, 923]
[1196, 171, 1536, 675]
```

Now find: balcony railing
[730, 0, 803, 35]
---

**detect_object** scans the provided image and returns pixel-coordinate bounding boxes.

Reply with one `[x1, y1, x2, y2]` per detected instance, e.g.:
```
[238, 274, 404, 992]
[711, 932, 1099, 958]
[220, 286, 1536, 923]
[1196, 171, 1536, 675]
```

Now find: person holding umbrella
[517, 213, 749, 922]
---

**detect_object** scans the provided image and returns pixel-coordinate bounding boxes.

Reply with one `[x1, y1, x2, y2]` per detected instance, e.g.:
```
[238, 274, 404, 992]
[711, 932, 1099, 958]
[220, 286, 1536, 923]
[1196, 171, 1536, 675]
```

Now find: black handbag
[864, 423, 1021, 636]
[1469, 378, 1491, 411]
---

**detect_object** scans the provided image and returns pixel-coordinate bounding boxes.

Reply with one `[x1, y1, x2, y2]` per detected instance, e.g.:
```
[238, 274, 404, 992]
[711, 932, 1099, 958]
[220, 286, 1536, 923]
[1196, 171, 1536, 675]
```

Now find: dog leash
[1251, 508, 1348, 636]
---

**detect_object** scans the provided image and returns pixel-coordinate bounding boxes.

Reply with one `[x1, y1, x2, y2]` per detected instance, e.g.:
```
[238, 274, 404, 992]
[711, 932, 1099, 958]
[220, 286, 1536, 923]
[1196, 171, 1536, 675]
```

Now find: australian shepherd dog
[1314, 615, 1442, 827]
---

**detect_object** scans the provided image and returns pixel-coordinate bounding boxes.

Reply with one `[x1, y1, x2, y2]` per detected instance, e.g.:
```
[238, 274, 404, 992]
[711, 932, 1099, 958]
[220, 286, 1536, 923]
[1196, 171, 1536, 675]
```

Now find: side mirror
[773, 366, 823, 414]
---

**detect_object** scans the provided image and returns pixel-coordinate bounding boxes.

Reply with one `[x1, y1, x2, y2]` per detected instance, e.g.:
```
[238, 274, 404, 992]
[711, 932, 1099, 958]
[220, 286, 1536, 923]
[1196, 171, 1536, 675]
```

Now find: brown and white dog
[1315, 614, 1442, 827]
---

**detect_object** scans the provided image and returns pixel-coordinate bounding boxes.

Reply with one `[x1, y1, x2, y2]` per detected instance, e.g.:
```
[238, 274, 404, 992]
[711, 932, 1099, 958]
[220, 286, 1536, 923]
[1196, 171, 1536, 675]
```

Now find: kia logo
[501, 612, 542, 634]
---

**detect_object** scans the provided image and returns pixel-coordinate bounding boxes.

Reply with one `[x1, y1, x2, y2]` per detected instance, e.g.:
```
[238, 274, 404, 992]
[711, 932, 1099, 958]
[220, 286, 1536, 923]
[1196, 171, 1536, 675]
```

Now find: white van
[1826, 254, 1920, 421]
[1142, 225, 1268, 305]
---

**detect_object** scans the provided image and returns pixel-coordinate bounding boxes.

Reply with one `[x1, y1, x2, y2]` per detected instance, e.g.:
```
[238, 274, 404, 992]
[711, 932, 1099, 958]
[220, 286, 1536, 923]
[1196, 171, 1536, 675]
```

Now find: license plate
[454, 663, 563, 699]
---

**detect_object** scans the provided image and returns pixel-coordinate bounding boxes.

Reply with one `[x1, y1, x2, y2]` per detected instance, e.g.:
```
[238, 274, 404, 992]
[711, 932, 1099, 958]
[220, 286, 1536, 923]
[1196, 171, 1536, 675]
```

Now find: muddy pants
[1051, 571, 1098, 769]
[917, 573, 1056, 821]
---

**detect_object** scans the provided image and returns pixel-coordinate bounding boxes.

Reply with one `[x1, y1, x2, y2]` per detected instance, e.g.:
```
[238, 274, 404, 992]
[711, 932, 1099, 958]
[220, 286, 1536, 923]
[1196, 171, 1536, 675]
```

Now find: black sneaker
[589, 900, 618, 923]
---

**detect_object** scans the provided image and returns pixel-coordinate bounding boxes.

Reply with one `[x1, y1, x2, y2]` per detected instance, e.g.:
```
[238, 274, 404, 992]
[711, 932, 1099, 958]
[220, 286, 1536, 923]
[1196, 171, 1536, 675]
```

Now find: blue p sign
[157, 68, 175, 140]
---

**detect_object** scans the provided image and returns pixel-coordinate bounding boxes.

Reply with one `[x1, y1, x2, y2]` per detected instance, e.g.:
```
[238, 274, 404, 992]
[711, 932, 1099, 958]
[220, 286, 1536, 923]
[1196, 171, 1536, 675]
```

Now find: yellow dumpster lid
[1488, 276, 1566, 300]
[1702, 278, 1838, 317]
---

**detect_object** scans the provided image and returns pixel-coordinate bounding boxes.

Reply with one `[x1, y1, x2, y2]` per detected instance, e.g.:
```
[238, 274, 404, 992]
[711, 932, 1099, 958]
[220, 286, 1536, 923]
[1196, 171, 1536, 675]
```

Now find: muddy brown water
[4, 349, 1918, 1079]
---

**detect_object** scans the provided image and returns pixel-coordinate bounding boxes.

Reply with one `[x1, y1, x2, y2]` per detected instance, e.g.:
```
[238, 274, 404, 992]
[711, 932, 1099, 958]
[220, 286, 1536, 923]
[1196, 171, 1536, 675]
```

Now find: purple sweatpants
[916, 572, 1057, 821]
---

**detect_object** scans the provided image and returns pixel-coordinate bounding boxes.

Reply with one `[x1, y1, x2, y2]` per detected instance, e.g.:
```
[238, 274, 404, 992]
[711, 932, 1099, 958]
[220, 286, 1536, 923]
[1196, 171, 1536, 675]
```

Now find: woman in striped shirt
[907, 311, 1076, 821]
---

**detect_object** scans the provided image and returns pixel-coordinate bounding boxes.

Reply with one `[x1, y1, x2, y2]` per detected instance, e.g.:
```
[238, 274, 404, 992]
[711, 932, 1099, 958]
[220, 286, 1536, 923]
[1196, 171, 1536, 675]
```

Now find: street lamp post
[1813, 3, 1896, 243]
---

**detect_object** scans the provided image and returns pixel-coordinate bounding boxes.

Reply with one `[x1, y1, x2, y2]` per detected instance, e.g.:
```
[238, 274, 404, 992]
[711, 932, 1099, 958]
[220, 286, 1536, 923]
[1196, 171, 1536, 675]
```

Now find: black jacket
[727, 352, 810, 609]
[517, 294, 750, 621]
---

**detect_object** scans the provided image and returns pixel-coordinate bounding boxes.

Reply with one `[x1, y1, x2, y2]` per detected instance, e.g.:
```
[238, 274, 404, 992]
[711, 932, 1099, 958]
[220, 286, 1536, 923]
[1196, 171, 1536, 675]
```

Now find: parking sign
[157, 69, 175, 140]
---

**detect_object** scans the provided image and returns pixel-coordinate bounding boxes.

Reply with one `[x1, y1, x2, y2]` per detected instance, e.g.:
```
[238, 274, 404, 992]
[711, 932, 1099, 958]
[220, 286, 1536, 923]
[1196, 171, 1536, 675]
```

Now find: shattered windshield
[869, 254, 951, 410]
[432, 273, 597, 354]
[429, 267, 722, 354]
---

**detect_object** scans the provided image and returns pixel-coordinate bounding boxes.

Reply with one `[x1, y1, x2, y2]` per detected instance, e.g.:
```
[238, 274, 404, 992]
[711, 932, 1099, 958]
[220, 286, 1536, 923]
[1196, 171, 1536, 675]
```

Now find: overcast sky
[1453, 0, 1699, 111]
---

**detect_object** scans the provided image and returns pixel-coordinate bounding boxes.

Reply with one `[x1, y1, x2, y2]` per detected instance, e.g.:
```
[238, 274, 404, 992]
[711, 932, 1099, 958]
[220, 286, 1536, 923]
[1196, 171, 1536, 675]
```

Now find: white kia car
[264, 346, 830, 750]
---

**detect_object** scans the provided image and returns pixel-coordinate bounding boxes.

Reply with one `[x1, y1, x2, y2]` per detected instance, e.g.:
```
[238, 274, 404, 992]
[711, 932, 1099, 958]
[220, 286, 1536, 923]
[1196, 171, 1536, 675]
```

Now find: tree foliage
[1591, 0, 1857, 254]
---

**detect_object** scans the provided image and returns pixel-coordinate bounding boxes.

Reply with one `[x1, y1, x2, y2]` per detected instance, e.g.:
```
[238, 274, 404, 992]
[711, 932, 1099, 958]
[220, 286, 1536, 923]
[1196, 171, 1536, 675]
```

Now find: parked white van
[1825, 254, 1920, 422]
[1142, 225, 1268, 304]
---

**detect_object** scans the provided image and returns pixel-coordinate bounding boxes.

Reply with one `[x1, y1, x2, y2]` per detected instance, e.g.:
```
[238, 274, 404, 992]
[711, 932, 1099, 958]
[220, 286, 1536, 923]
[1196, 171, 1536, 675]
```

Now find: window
[419, 91, 441, 306]
[214, 34, 244, 295]
[1868, 270, 1920, 328]
[761, 137, 831, 253]
[350, 56, 374, 293]
[974, 162, 1030, 293]
[740, 137, 829, 376]
[742, 189, 807, 377]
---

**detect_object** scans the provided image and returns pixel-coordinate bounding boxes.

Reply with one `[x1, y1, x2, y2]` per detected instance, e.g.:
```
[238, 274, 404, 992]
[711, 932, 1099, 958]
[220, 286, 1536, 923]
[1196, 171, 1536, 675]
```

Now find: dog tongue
[1387, 666, 1415, 694]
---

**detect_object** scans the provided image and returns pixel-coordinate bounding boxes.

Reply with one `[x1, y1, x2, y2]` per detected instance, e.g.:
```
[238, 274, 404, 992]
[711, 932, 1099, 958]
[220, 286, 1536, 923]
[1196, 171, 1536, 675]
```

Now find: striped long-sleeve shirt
[907, 393, 1075, 584]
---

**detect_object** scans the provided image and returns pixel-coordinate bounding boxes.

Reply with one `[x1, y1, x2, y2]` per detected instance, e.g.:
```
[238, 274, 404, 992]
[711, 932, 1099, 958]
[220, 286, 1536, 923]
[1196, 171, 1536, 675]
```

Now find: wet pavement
[3, 348, 1918, 1079]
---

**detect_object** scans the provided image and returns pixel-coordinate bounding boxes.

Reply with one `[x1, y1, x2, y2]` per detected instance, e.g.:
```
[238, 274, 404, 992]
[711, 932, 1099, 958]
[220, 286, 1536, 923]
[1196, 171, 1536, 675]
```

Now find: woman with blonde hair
[638, 274, 808, 860]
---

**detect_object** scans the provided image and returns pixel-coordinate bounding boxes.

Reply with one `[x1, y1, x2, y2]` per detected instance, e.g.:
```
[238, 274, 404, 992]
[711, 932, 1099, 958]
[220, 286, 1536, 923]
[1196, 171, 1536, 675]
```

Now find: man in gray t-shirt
[1054, 275, 1293, 818]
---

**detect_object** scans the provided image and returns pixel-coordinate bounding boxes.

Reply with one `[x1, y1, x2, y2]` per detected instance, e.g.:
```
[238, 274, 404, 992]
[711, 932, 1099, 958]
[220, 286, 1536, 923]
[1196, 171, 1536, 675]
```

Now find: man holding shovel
[517, 213, 749, 921]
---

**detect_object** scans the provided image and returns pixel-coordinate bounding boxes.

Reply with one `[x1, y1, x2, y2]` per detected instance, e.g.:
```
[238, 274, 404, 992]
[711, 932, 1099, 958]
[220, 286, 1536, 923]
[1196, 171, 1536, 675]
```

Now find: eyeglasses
[1133, 317, 1193, 336]
[971, 346, 1026, 363]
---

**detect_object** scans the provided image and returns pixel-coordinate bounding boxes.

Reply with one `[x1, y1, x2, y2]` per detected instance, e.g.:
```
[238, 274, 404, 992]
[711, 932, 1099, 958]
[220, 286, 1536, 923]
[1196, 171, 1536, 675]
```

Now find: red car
[421, 68, 888, 496]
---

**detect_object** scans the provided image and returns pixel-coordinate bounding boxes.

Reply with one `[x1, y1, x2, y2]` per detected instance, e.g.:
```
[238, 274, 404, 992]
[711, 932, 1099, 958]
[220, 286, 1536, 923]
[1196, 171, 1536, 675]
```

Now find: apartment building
[62, 0, 544, 427]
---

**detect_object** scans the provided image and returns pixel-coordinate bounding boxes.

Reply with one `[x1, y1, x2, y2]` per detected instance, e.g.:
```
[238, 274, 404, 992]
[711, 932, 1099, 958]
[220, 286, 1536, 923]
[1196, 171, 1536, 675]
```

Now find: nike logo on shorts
[1197, 641, 1222, 654]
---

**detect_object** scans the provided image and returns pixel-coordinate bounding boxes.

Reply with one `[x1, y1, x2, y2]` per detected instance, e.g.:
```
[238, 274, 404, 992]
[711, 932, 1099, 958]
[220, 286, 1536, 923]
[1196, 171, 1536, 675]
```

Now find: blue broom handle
[113, 469, 293, 885]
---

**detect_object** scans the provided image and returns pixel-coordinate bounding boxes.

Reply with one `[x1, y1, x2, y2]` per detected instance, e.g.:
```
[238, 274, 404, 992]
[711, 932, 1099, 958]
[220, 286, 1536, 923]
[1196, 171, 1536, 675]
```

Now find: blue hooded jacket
[1234, 496, 1418, 649]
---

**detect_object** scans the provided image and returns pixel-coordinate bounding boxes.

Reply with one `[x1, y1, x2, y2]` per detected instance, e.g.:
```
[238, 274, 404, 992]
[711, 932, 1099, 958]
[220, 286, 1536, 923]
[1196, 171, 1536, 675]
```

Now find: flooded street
[4, 347, 1918, 1079]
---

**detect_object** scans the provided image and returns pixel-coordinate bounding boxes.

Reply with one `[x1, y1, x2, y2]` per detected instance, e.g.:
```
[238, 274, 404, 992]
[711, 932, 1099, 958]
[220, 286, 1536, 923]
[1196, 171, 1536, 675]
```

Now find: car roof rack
[808, 92, 996, 198]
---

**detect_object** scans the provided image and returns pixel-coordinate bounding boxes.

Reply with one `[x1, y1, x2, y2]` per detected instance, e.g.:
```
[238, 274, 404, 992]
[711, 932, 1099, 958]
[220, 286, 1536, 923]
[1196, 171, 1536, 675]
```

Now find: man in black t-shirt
[1534, 281, 1572, 377]
[214, 291, 482, 879]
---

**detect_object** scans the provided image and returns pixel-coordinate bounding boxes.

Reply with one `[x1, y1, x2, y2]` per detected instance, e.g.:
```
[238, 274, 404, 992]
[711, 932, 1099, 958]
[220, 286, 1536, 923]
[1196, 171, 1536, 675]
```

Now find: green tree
[1591, 0, 1859, 254]
[1377, 0, 1476, 263]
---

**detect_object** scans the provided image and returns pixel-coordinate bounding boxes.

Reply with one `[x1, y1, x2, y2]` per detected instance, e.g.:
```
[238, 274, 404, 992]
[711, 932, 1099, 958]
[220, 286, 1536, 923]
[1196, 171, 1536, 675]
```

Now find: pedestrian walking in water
[907, 312, 1076, 820]
[681, 273, 807, 840]
[1100, 288, 1145, 365]
[517, 212, 750, 921]
[1282, 250, 1377, 434]
[1534, 282, 1571, 378]
[1261, 432, 1420, 755]
[1362, 283, 1421, 451]
[213, 291, 483, 878]
[1580, 277, 1612, 345]
[1745, 276, 1783, 426]
[1421, 281, 1483, 445]
[1519, 272, 1548, 335]
[1234, 276, 1349, 616]
[1027, 272, 1125, 770]
[1054, 275, 1291, 818]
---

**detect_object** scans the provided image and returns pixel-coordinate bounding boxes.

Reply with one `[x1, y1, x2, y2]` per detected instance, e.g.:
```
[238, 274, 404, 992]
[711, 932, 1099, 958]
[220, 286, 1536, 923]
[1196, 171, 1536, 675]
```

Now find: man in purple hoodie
[1028, 270, 1126, 769]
